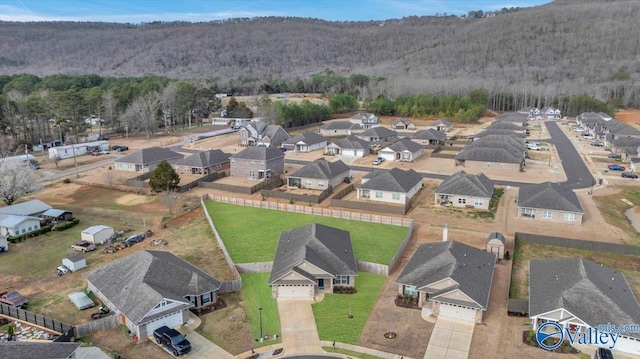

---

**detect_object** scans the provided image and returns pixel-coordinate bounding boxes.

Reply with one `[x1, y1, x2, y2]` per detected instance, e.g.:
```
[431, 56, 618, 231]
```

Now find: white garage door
[439, 304, 476, 322]
[342, 149, 356, 157]
[143, 311, 184, 338]
[277, 285, 312, 299]
[379, 152, 396, 161]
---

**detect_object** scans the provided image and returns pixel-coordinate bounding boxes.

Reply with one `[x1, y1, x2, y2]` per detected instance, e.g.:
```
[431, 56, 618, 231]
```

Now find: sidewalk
[320, 340, 414, 359]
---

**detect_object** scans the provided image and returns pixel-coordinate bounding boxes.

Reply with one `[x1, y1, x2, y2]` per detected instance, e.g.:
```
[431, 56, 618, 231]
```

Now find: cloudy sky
[0, 0, 551, 22]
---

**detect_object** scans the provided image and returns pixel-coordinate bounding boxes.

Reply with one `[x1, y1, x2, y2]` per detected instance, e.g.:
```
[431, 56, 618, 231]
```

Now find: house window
[22, 229, 26, 233]
[305, 180, 312, 187]
[564, 213, 576, 222]
[333, 276, 349, 285]
[27, 226, 32, 232]
[392, 193, 400, 200]
[403, 285, 418, 297]
[458, 198, 467, 204]
[474, 199, 484, 207]
[202, 292, 212, 304]
[231, 159, 235, 163]
[522, 208, 535, 217]
[361, 190, 370, 198]
[318, 181, 324, 187]
[375, 191, 383, 199]
[542, 211, 552, 219]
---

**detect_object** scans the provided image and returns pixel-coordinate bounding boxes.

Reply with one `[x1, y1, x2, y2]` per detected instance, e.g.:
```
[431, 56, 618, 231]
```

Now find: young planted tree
[0, 161, 42, 205]
[149, 160, 180, 193]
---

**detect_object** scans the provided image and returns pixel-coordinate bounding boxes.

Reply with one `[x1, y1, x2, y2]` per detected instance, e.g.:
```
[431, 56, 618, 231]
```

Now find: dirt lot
[196, 291, 253, 355]
[615, 109, 640, 128]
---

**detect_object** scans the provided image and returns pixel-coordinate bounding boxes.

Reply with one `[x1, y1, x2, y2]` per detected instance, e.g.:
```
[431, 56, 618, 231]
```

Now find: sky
[0, 0, 552, 23]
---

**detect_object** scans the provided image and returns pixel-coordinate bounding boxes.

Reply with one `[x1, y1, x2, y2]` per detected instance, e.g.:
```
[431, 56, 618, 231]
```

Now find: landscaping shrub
[54, 218, 80, 231]
[7, 224, 53, 243]
[333, 286, 357, 294]
[62, 178, 71, 184]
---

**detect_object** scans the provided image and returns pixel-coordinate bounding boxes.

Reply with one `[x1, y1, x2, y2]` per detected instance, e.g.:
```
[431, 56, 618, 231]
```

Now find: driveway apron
[277, 298, 322, 355]
[423, 318, 475, 359]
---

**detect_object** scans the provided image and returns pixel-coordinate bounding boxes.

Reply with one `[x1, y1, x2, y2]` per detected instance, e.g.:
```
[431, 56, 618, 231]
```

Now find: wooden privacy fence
[514, 232, 640, 256]
[0, 303, 74, 337]
[261, 185, 333, 204]
[75, 314, 118, 337]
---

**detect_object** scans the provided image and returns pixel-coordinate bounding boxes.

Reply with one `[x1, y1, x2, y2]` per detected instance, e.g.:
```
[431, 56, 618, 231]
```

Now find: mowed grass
[240, 273, 281, 348]
[205, 201, 408, 264]
[312, 272, 385, 344]
[592, 187, 640, 245]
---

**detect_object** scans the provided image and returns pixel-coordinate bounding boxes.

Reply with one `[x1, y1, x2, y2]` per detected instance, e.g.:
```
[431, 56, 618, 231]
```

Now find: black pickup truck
[153, 326, 191, 356]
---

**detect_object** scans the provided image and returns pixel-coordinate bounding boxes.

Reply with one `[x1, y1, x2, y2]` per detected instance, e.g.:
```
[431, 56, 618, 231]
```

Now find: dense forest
[0, 0, 639, 108]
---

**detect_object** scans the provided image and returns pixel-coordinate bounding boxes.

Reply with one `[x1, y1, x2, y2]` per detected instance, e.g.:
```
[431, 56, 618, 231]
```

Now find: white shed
[63, 254, 87, 272]
[81, 225, 114, 244]
[486, 232, 506, 260]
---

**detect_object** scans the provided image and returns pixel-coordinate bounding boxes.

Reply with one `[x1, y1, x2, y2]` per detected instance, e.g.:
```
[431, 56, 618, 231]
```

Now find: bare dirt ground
[615, 109, 640, 128]
[85, 326, 169, 359]
[197, 291, 253, 355]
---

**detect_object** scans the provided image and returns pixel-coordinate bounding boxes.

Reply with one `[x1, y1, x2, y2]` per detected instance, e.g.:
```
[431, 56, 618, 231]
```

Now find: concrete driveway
[423, 318, 475, 359]
[277, 299, 321, 355]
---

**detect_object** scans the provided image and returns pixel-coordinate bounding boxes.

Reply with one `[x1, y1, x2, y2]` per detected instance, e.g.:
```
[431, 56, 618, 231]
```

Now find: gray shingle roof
[495, 112, 528, 123]
[269, 224, 358, 284]
[529, 258, 640, 339]
[230, 146, 285, 161]
[358, 127, 397, 138]
[426, 119, 452, 128]
[0, 342, 80, 359]
[321, 121, 362, 130]
[518, 182, 583, 213]
[396, 241, 496, 309]
[455, 147, 523, 164]
[467, 134, 526, 149]
[289, 159, 349, 180]
[487, 122, 527, 131]
[350, 112, 378, 124]
[392, 118, 413, 126]
[83, 250, 221, 324]
[359, 168, 423, 193]
[0, 199, 51, 216]
[612, 136, 640, 147]
[473, 129, 526, 139]
[383, 138, 423, 153]
[282, 132, 328, 146]
[328, 136, 371, 150]
[486, 232, 505, 245]
[174, 150, 230, 168]
[434, 170, 494, 198]
[412, 129, 446, 141]
[114, 147, 183, 165]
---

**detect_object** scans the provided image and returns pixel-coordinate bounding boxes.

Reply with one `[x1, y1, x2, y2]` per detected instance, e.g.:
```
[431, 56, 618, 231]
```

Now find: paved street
[544, 121, 595, 189]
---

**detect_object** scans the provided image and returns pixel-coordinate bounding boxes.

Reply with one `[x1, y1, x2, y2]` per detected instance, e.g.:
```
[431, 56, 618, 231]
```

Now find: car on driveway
[608, 153, 621, 159]
[590, 141, 603, 147]
[622, 172, 638, 179]
[153, 326, 191, 356]
[608, 164, 626, 171]
[582, 134, 595, 140]
[111, 145, 129, 152]
[372, 157, 385, 165]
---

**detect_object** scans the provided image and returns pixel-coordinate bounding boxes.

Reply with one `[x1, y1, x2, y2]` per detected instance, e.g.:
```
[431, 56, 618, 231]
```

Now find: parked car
[71, 240, 96, 252]
[111, 145, 129, 152]
[590, 141, 603, 147]
[99, 150, 110, 155]
[622, 172, 638, 179]
[90, 151, 102, 156]
[97, 135, 109, 140]
[56, 265, 71, 277]
[574, 127, 586, 132]
[0, 291, 28, 309]
[582, 134, 595, 140]
[372, 157, 385, 165]
[594, 347, 614, 359]
[124, 233, 145, 247]
[527, 143, 541, 150]
[608, 153, 621, 159]
[153, 326, 191, 356]
[608, 164, 626, 171]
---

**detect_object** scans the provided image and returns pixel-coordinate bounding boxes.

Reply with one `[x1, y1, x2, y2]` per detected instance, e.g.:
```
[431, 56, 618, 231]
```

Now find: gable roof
[269, 223, 357, 284]
[529, 258, 640, 339]
[381, 138, 423, 153]
[518, 182, 583, 213]
[358, 127, 397, 138]
[349, 112, 378, 124]
[359, 168, 423, 193]
[0, 199, 51, 216]
[467, 134, 526, 149]
[392, 118, 413, 126]
[412, 129, 446, 141]
[289, 159, 349, 180]
[327, 136, 371, 150]
[282, 132, 328, 146]
[114, 147, 183, 165]
[435, 171, 494, 198]
[0, 215, 40, 228]
[472, 129, 526, 139]
[82, 225, 114, 235]
[0, 342, 80, 359]
[174, 150, 230, 168]
[612, 136, 640, 147]
[487, 122, 527, 131]
[41, 208, 70, 217]
[321, 121, 362, 131]
[230, 146, 285, 161]
[455, 147, 524, 164]
[486, 232, 506, 245]
[83, 250, 221, 324]
[396, 241, 496, 309]
[495, 112, 528, 123]
[426, 119, 453, 128]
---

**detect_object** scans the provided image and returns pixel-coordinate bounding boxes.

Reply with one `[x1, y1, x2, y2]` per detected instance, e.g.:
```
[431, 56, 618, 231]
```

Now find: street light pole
[259, 307, 263, 342]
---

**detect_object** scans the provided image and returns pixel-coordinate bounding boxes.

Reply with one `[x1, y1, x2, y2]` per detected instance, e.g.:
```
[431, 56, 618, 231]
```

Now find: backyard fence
[176, 171, 224, 193]
[331, 183, 355, 200]
[0, 303, 74, 337]
[75, 314, 118, 337]
[261, 185, 333, 204]
[199, 176, 283, 194]
[125, 172, 152, 189]
[514, 232, 640, 256]
[507, 299, 529, 316]
[388, 221, 415, 273]
[331, 198, 411, 215]
[235, 262, 274, 274]
[357, 261, 389, 276]
[219, 279, 242, 293]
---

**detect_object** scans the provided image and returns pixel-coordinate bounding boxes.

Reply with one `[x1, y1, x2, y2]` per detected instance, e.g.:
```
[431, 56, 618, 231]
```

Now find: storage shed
[63, 254, 86, 272]
[81, 225, 114, 244]
[68, 292, 95, 310]
[486, 232, 506, 259]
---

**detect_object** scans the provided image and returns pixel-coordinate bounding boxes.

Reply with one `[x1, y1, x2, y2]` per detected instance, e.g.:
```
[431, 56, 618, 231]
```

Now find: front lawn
[312, 272, 386, 344]
[592, 187, 640, 245]
[240, 273, 281, 348]
[205, 201, 408, 264]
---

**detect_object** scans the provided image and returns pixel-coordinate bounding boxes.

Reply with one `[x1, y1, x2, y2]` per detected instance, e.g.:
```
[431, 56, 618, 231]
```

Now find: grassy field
[240, 273, 281, 348]
[592, 187, 640, 245]
[205, 201, 409, 264]
[322, 347, 383, 359]
[312, 272, 386, 345]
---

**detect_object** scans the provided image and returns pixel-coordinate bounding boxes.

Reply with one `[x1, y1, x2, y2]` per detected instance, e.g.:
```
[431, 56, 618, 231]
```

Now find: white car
[574, 127, 586, 132]
[583, 134, 595, 140]
[372, 157, 385, 165]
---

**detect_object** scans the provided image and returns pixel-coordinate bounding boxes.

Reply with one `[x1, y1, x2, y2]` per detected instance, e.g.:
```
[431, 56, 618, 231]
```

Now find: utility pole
[71, 144, 79, 179]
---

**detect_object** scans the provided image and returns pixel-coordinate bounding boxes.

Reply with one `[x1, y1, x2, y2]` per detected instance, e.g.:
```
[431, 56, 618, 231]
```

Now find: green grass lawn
[312, 272, 386, 344]
[322, 347, 383, 359]
[240, 273, 281, 348]
[205, 201, 408, 264]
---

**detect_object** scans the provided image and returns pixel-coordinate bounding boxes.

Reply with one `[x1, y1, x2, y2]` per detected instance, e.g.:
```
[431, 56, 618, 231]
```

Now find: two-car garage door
[276, 285, 313, 299]
[142, 311, 184, 338]
[439, 303, 476, 323]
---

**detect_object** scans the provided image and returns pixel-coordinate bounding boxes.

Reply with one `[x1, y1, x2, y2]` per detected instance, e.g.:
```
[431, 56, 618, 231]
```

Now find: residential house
[576, 112, 614, 137]
[434, 171, 494, 210]
[517, 182, 584, 224]
[41, 209, 73, 222]
[238, 120, 289, 147]
[324, 136, 371, 157]
[114, 147, 184, 173]
[455, 147, 525, 169]
[281, 132, 328, 152]
[230, 146, 285, 180]
[319, 121, 364, 137]
[396, 240, 496, 323]
[349, 112, 379, 129]
[630, 157, 640, 172]
[287, 159, 350, 190]
[392, 118, 416, 130]
[269, 223, 357, 298]
[411, 129, 446, 146]
[541, 107, 562, 120]
[0, 199, 52, 218]
[356, 168, 423, 204]
[356, 127, 398, 143]
[608, 136, 640, 160]
[0, 215, 41, 237]
[377, 138, 424, 162]
[469, 129, 526, 141]
[486, 121, 528, 134]
[48, 141, 109, 160]
[84, 250, 222, 339]
[518, 107, 541, 119]
[0, 342, 81, 359]
[173, 149, 230, 175]
[426, 119, 453, 132]
[529, 258, 640, 356]
[495, 112, 528, 126]
[486, 232, 506, 259]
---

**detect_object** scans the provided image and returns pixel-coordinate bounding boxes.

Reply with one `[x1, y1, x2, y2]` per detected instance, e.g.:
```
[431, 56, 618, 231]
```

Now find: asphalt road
[544, 121, 595, 189]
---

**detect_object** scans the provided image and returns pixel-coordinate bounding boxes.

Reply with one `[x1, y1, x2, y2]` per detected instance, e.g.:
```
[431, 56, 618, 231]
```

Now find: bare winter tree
[159, 189, 179, 215]
[0, 160, 42, 205]
[161, 83, 178, 133]
[0, 136, 17, 158]
[104, 170, 120, 188]
[122, 92, 161, 138]
[102, 90, 118, 133]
